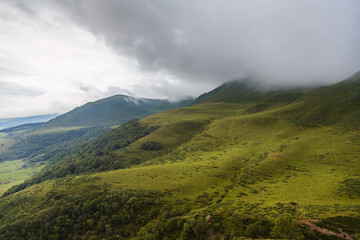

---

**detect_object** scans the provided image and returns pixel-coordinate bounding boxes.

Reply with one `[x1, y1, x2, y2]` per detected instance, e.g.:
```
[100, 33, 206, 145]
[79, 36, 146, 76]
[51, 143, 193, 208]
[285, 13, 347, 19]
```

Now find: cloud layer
[57, 0, 360, 85]
[0, 0, 359, 117]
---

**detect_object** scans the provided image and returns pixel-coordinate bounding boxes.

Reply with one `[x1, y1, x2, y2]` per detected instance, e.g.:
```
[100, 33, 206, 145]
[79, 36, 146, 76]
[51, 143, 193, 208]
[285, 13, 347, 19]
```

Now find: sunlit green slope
[1, 73, 360, 239]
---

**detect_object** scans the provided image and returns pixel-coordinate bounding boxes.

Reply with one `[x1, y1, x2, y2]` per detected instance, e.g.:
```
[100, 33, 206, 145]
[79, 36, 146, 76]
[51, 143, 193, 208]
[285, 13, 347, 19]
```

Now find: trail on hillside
[299, 219, 354, 240]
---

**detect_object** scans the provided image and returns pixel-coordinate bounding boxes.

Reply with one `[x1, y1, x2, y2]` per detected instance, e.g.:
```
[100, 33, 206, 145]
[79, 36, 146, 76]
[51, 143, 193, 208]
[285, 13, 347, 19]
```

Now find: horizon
[2, 70, 359, 119]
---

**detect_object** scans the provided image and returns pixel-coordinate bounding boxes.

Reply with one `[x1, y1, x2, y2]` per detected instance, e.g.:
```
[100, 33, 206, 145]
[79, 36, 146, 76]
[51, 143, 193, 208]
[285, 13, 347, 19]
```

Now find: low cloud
[54, 0, 360, 86]
[0, 81, 43, 96]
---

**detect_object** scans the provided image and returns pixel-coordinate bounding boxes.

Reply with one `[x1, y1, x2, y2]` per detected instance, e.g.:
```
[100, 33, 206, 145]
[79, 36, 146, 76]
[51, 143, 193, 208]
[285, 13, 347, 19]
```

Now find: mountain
[0, 114, 58, 130]
[1, 73, 360, 239]
[41, 95, 193, 129]
[192, 79, 306, 105]
[0, 95, 192, 163]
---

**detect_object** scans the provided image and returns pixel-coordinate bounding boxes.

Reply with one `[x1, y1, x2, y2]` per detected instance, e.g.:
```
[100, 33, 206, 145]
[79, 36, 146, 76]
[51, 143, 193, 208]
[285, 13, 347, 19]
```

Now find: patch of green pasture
[0, 160, 44, 194]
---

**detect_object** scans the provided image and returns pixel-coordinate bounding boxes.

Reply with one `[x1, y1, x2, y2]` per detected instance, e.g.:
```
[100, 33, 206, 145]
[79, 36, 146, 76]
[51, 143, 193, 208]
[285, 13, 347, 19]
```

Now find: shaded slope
[0, 126, 108, 162]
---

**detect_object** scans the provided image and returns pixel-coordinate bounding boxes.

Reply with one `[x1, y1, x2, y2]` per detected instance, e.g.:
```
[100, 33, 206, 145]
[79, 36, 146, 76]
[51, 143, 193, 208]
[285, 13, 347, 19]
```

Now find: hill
[0, 73, 360, 239]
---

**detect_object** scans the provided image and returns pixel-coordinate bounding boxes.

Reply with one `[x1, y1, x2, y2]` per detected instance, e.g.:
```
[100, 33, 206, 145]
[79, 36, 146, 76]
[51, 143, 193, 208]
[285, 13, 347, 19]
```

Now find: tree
[271, 215, 304, 240]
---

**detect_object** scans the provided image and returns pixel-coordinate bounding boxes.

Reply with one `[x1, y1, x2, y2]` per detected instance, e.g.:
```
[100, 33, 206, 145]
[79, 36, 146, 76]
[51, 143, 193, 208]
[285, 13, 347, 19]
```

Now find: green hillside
[292, 71, 360, 129]
[1, 73, 360, 239]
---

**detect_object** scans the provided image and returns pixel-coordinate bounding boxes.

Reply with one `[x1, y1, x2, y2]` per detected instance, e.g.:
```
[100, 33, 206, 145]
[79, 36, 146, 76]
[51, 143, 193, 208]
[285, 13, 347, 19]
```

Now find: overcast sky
[0, 0, 359, 118]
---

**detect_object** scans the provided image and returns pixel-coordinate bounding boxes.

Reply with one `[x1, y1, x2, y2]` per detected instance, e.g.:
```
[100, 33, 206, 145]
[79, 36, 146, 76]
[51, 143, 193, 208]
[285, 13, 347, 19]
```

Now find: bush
[355, 233, 360, 240]
[180, 216, 209, 240]
[245, 220, 272, 238]
[141, 141, 162, 151]
[271, 215, 304, 240]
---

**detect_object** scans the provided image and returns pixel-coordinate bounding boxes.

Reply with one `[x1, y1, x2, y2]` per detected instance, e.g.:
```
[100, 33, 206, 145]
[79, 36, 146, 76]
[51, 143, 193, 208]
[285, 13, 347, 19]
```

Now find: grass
[5, 101, 359, 216]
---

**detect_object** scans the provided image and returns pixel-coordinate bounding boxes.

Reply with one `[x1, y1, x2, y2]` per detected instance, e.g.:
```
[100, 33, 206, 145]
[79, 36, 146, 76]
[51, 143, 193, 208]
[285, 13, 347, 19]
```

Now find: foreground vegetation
[1, 72, 360, 239]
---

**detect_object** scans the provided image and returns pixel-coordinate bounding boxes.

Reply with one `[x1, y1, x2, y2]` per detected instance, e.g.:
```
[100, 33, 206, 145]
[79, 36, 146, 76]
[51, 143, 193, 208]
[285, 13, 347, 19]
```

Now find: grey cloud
[54, 0, 360, 86]
[9, 0, 360, 88]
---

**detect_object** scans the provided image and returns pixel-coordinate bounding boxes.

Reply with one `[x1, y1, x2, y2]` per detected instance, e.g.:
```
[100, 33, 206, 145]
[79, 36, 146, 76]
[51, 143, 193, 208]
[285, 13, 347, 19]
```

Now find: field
[0, 159, 44, 194]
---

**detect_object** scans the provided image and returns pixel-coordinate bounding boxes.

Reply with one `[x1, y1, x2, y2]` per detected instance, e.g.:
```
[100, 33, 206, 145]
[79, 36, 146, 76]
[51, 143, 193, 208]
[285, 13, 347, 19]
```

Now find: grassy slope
[103, 103, 360, 217]
[1, 75, 360, 239]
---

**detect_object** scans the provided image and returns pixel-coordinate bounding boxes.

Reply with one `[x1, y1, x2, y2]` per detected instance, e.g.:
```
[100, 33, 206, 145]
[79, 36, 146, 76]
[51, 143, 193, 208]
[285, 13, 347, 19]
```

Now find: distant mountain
[0, 122, 44, 133]
[41, 95, 193, 129]
[0, 114, 58, 130]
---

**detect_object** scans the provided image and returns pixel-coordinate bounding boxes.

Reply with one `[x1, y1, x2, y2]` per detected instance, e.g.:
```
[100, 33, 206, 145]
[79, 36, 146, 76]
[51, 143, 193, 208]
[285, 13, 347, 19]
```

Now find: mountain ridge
[41, 94, 193, 129]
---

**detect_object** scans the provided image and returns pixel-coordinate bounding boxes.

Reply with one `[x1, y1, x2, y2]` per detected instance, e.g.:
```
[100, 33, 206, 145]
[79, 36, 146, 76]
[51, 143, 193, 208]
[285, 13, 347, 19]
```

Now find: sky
[0, 0, 359, 118]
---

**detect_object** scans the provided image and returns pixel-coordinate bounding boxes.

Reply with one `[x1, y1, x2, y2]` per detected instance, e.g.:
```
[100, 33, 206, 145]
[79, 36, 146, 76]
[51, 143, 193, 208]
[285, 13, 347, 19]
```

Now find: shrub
[141, 141, 162, 151]
[271, 215, 304, 240]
